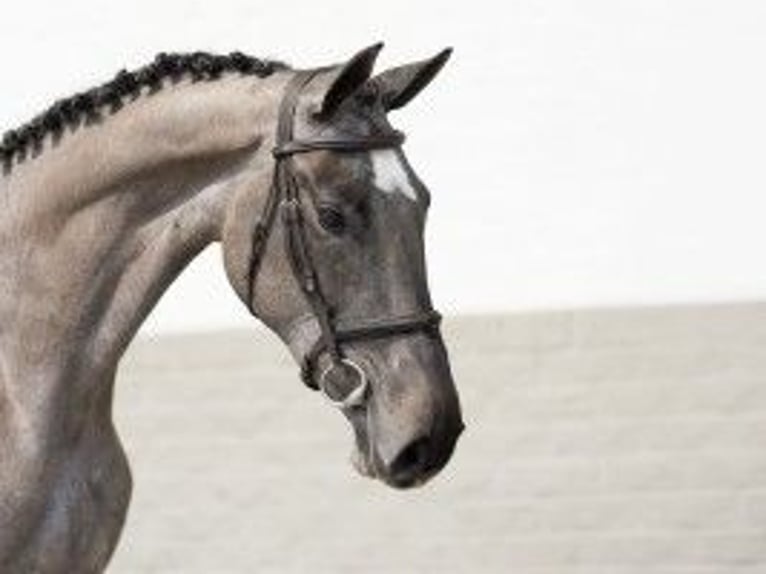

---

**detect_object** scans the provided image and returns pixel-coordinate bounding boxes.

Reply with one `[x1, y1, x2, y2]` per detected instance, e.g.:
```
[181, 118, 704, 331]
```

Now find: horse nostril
[387, 436, 431, 486]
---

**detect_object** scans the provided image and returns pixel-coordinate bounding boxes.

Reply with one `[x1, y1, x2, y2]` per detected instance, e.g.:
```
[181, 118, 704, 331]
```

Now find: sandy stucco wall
[110, 303, 766, 573]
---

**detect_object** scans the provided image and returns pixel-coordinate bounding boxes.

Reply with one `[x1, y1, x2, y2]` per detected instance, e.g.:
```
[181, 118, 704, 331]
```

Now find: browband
[273, 131, 405, 158]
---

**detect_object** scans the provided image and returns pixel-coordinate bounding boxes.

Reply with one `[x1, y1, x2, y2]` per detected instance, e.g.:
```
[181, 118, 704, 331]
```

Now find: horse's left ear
[371, 48, 453, 111]
[317, 43, 384, 119]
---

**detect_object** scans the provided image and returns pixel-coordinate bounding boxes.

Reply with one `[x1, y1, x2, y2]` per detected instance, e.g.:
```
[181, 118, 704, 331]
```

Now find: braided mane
[1, 51, 289, 173]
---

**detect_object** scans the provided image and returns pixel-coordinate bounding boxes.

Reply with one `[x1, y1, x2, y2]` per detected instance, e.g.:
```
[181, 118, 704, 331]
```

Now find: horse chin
[350, 447, 376, 478]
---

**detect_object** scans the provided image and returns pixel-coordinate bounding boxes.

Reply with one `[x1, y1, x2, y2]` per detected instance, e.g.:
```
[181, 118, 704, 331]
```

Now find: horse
[0, 43, 463, 572]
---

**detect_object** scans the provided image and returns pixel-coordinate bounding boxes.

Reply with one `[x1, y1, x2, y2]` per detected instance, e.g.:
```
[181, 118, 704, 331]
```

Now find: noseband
[245, 70, 442, 401]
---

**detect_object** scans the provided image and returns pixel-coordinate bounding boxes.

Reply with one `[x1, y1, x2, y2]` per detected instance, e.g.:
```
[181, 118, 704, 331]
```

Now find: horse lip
[380, 465, 438, 490]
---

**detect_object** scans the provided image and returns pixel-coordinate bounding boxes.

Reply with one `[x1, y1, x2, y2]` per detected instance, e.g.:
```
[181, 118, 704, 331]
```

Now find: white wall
[2, 1, 766, 333]
[110, 304, 766, 571]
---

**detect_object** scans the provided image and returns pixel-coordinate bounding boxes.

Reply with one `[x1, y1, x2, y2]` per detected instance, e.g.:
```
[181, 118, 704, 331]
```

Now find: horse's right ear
[316, 43, 384, 120]
[371, 48, 453, 111]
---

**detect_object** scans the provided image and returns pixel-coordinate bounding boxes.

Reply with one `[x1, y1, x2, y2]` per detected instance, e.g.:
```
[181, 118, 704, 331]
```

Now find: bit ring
[318, 358, 368, 409]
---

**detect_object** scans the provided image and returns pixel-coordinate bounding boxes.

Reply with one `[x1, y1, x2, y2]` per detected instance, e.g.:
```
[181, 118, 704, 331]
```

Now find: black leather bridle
[245, 70, 442, 404]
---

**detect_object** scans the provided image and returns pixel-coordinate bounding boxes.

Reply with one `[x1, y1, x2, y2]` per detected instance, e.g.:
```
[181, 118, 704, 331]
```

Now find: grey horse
[0, 44, 463, 572]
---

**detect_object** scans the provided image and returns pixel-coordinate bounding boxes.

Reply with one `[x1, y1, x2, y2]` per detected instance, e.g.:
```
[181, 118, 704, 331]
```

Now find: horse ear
[317, 43, 384, 119]
[371, 48, 453, 111]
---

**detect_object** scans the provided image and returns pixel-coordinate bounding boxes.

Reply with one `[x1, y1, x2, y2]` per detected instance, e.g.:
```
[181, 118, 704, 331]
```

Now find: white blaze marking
[371, 150, 418, 201]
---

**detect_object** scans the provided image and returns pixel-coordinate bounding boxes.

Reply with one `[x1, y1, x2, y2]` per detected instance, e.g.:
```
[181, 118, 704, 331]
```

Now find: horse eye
[317, 206, 346, 234]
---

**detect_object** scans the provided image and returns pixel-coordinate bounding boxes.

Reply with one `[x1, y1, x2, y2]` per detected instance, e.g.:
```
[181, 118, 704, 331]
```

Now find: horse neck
[0, 71, 289, 419]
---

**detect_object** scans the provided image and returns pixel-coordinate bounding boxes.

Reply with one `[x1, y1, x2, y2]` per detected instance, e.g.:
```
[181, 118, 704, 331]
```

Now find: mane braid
[1, 51, 290, 174]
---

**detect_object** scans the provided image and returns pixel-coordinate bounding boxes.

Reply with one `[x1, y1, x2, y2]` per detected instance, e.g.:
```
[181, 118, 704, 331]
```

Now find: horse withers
[0, 44, 463, 572]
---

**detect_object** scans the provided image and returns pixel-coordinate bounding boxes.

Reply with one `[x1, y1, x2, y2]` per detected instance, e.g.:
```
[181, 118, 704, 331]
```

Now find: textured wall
[110, 303, 766, 573]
